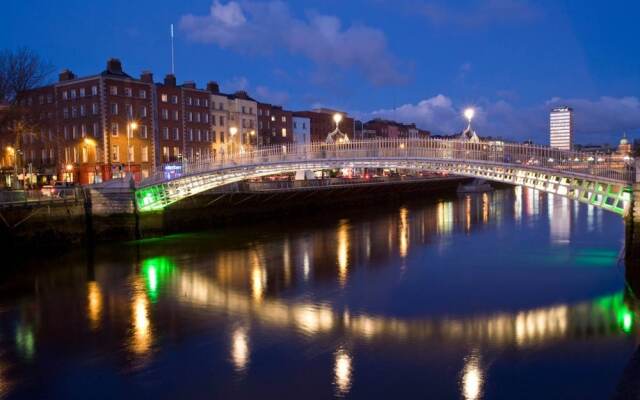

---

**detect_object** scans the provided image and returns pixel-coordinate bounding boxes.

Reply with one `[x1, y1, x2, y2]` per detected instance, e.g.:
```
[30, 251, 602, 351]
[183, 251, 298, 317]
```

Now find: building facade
[258, 103, 293, 146]
[293, 109, 354, 142]
[292, 116, 311, 144]
[363, 119, 430, 140]
[550, 106, 574, 151]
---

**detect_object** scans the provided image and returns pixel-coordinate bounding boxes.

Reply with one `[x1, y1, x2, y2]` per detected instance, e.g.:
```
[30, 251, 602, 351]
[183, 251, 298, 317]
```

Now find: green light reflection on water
[594, 292, 635, 334]
[141, 257, 177, 303]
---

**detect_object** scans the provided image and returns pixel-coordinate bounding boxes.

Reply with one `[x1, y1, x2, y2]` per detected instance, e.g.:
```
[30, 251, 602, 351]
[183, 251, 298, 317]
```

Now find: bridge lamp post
[464, 108, 475, 130]
[333, 113, 343, 130]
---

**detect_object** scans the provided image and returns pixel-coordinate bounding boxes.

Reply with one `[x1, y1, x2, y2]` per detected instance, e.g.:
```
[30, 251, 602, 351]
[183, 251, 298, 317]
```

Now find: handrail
[139, 138, 635, 187]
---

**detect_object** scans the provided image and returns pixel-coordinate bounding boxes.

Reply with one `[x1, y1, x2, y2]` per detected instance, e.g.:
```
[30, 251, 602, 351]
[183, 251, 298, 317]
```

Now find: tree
[0, 48, 54, 186]
[0, 47, 54, 104]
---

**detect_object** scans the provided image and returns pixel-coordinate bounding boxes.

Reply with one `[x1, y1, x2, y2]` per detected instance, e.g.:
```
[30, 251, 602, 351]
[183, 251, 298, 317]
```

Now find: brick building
[362, 119, 430, 140]
[293, 109, 354, 142]
[257, 103, 293, 146]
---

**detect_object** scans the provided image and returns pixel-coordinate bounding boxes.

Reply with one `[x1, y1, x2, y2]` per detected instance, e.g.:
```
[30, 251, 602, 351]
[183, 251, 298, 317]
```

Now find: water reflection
[0, 187, 634, 399]
[334, 347, 353, 397]
[461, 350, 484, 400]
[87, 281, 102, 330]
[230, 327, 250, 373]
[130, 280, 152, 357]
[337, 220, 350, 286]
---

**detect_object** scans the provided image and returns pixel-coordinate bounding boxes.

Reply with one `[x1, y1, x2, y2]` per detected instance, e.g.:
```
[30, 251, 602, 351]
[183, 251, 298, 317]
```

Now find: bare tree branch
[0, 47, 54, 104]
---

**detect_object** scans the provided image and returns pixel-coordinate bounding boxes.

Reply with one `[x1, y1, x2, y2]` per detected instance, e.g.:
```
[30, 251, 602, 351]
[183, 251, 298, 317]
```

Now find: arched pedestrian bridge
[135, 139, 636, 215]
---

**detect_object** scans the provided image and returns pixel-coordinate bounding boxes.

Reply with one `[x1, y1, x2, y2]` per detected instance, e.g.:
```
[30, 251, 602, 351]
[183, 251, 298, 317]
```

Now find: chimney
[207, 81, 220, 94]
[164, 74, 177, 86]
[106, 58, 123, 74]
[183, 80, 196, 89]
[140, 70, 153, 83]
[58, 69, 76, 82]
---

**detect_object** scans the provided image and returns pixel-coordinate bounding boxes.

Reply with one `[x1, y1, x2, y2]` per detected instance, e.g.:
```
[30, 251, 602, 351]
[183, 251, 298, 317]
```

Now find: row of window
[63, 103, 100, 119]
[62, 86, 100, 101]
[22, 148, 56, 163]
[160, 94, 209, 107]
[108, 86, 147, 99]
[110, 145, 149, 163]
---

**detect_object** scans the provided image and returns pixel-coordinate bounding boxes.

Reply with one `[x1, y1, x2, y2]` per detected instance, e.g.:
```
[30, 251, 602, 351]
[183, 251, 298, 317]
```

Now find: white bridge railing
[141, 138, 635, 187]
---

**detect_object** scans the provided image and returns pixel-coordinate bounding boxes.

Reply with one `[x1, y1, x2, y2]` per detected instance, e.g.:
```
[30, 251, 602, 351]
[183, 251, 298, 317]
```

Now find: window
[128, 145, 134, 162]
[173, 128, 180, 140]
[128, 125, 134, 138]
[70, 89, 76, 99]
[281, 116, 286, 123]
[112, 145, 120, 161]
[195, 113, 201, 123]
[173, 110, 179, 121]
[79, 88, 85, 97]
[140, 125, 148, 138]
[204, 114, 209, 123]
[173, 146, 180, 158]
[63, 108, 69, 119]
[81, 124, 87, 137]
[141, 146, 149, 162]
[218, 102, 224, 110]
[188, 112, 193, 122]
[41, 149, 47, 162]
[82, 146, 88, 163]
[71, 107, 78, 118]
[242, 106, 246, 114]
[72, 126, 77, 139]
[140, 106, 147, 117]
[249, 107, 253, 114]
[73, 147, 78, 163]
[139, 89, 146, 99]
[204, 99, 208, 107]
[197, 130, 201, 141]
[162, 127, 169, 140]
[293, 122, 297, 129]
[80, 105, 86, 116]
[219, 116, 224, 126]
[38, 95, 44, 105]
[92, 103, 99, 115]
[161, 94, 168, 102]
[187, 97, 193, 106]
[171, 95, 178, 104]
[188, 129, 193, 141]
[161, 109, 168, 120]
[111, 103, 118, 115]
[162, 146, 169, 162]
[281, 128, 287, 137]
[49, 148, 54, 161]
[91, 86, 98, 96]
[125, 104, 133, 118]
[124, 87, 132, 97]
[64, 126, 69, 140]
[109, 86, 118, 96]
[111, 122, 119, 136]
[93, 123, 100, 137]
[46, 94, 53, 103]
[64, 147, 70, 163]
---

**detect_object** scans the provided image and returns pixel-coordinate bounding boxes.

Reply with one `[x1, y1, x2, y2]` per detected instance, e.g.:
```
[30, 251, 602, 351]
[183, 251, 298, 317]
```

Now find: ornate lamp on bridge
[325, 113, 350, 144]
[461, 108, 480, 143]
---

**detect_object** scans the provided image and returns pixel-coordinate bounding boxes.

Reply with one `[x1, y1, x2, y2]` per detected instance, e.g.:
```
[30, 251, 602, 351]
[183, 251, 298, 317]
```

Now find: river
[0, 187, 637, 399]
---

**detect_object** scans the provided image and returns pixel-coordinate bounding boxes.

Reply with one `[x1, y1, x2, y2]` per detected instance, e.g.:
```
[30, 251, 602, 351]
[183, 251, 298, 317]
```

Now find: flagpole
[170, 24, 175, 74]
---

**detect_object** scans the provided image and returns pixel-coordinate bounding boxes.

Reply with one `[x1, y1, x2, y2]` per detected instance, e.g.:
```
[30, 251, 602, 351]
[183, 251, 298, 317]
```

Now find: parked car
[41, 181, 76, 197]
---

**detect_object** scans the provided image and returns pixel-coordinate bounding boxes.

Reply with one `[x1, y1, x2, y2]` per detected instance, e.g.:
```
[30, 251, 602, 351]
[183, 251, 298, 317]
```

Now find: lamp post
[333, 113, 343, 131]
[464, 108, 475, 131]
[126, 121, 138, 174]
[229, 126, 238, 157]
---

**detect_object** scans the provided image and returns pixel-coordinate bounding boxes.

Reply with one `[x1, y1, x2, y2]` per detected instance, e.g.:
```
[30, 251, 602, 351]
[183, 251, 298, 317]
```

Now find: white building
[293, 116, 311, 144]
[550, 107, 574, 151]
[207, 83, 257, 156]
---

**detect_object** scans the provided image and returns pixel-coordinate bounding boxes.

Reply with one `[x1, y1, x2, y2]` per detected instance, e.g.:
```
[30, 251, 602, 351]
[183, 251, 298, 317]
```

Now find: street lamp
[229, 126, 238, 155]
[464, 108, 475, 131]
[333, 113, 343, 129]
[127, 121, 138, 174]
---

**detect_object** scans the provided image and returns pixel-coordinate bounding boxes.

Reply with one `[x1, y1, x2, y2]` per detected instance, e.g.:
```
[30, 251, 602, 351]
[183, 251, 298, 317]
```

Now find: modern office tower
[550, 106, 574, 151]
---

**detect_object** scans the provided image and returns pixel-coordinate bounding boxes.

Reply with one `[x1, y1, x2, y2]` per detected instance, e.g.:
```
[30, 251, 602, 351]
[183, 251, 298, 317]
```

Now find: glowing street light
[229, 126, 238, 136]
[333, 113, 343, 127]
[464, 108, 476, 132]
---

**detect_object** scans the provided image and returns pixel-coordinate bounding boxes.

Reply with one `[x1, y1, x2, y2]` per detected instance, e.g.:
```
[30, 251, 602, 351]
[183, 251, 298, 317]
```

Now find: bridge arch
[135, 139, 634, 215]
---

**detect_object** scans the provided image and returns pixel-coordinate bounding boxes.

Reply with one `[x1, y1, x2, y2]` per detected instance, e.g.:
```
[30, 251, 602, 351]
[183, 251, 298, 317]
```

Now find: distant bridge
[135, 139, 636, 215]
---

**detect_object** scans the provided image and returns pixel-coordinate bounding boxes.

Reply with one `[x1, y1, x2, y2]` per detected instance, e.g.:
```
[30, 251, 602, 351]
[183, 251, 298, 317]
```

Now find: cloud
[255, 86, 289, 105]
[361, 95, 640, 144]
[180, 1, 407, 86]
[420, 0, 540, 28]
[221, 76, 249, 92]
